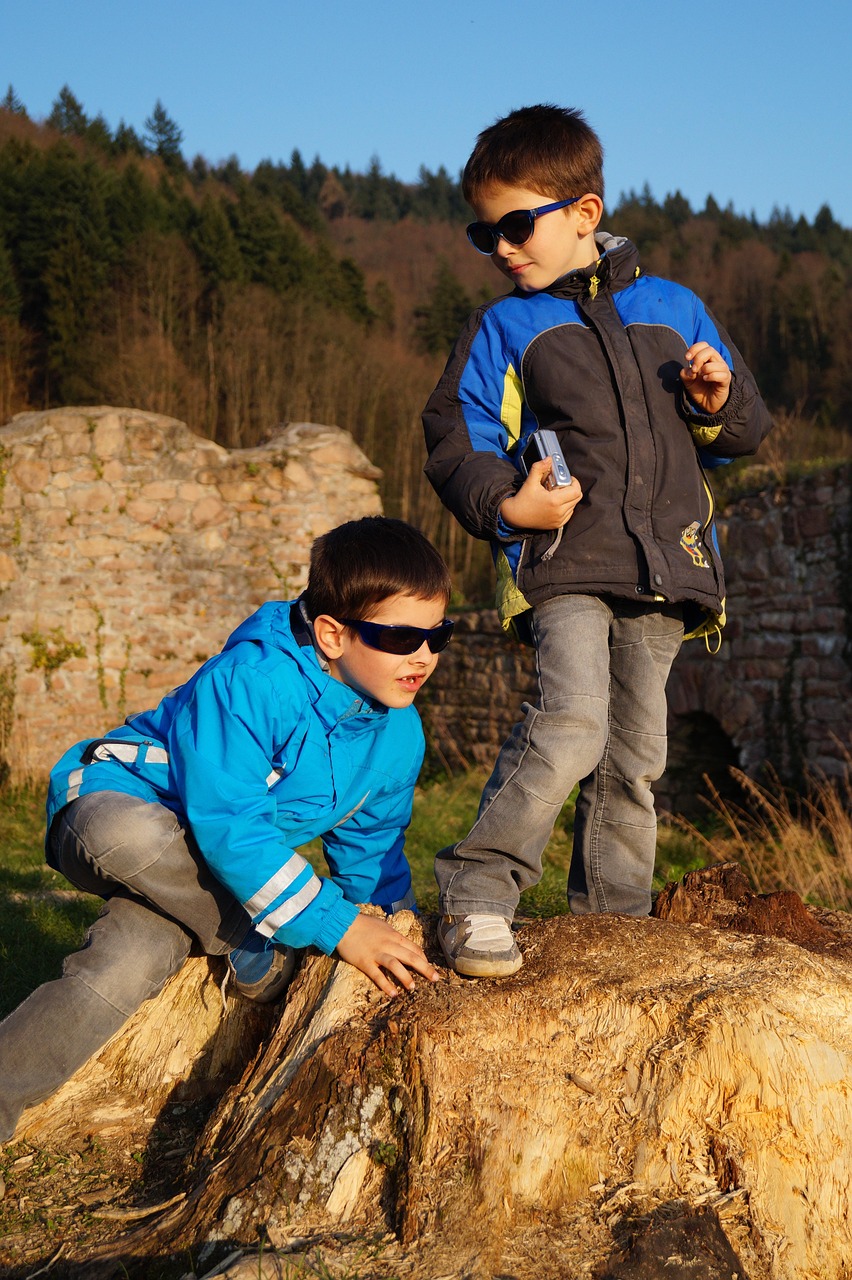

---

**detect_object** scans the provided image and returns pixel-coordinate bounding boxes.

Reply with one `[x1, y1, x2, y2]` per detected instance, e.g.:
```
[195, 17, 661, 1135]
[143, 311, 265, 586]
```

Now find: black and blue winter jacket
[423, 234, 773, 640]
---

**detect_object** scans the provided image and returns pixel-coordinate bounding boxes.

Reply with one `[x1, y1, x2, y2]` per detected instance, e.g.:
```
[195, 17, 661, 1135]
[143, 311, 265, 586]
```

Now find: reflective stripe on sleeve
[253, 876, 322, 937]
[65, 768, 85, 804]
[244, 853, 311, 917]
[91, 743, 169, 765]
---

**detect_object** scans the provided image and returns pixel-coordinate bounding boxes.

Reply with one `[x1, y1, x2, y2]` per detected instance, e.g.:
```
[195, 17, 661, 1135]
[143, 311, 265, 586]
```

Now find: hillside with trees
[1, 85, 850, 599]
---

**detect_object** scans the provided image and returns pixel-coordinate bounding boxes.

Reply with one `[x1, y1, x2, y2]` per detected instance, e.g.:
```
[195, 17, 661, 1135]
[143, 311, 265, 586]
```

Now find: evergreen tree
[47, 86, 88, 136]
[0, 232, 20, 318]
[414, 260, 473, 354]
[1, 85, 27, 116]
[191, 195, 243, 285]
[85, 113, 113, 152]
[144, 100, 184, 168]
[413, 165, 467, 222]
[113, 120, 146, 157]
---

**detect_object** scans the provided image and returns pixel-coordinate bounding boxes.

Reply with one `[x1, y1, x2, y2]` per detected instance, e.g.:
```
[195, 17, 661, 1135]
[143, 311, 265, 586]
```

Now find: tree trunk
[12, 874, 852, 1280]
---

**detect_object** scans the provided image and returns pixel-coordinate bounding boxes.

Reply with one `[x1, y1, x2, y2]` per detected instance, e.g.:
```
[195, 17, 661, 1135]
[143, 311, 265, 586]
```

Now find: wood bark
[13, 872, 852, 1280]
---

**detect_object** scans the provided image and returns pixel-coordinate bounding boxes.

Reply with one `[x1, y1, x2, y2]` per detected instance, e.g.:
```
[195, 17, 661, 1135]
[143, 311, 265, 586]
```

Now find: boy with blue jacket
[0, 516, 450, 1140]
[423, 105, 773, 978]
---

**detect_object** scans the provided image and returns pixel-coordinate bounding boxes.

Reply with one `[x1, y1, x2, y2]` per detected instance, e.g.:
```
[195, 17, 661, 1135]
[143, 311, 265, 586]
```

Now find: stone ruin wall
[1, 406, 848, 810]
[423, 463, 852, 808]
[0, 407, 382, 782]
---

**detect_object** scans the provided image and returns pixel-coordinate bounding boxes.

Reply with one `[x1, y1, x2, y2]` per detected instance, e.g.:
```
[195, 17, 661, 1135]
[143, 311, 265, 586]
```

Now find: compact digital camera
[519, 429, 572, 489]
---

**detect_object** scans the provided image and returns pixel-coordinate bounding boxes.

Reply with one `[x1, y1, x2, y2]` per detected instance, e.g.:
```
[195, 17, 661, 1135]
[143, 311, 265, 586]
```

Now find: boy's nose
[493, 236, 514, 260]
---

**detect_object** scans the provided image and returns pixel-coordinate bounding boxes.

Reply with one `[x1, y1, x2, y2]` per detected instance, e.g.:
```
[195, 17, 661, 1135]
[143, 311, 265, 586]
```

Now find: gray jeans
[435, 594, 684, 920]
[0, 791, 249, 1141]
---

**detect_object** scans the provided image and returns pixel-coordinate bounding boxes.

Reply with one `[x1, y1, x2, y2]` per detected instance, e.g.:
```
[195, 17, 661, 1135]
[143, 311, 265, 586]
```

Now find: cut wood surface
[9, 870, 852, 1280]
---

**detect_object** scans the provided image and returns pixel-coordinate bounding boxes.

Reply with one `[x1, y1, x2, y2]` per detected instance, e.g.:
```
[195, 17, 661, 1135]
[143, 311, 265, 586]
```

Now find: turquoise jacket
[46, 601, 424, 954]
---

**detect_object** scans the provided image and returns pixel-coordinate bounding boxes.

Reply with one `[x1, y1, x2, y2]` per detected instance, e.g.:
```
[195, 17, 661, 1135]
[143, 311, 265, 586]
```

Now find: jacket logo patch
[680, 521, 710, 568]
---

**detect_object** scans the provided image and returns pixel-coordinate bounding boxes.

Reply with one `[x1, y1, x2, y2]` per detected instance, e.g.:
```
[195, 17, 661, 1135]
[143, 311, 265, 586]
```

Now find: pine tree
[113, 120, 145, 157]
[143, 100, 184, 169]
[1, 85, 27, 116]
[47, 86, 88, 136]
[414, 260, 473, 354]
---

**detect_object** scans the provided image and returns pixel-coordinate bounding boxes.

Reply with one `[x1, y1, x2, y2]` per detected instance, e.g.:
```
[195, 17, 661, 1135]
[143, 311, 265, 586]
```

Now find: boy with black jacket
[423, 105, 772, 977]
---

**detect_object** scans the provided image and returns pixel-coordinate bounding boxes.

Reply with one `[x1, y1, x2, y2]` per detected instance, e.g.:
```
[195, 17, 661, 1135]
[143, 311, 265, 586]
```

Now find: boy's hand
[500, 459, 583, 531]
[335, 912, 442, 997]
[680, 342, 732, 415]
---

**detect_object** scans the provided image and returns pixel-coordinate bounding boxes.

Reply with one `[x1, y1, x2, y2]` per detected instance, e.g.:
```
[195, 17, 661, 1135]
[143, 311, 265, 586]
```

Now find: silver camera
[519, 429, 572, 489]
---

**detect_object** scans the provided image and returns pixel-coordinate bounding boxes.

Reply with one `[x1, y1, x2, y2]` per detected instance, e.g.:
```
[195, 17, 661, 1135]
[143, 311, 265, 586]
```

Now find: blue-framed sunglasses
[466, 197, 581, 256]
[341, 617, 455, 655]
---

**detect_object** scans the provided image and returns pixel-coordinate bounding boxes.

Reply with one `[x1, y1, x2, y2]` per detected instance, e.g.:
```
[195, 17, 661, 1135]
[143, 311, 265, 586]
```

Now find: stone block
[74, 482, 115, 512]
[76, 537, 120, 559]
[140, 480, 179, 501]
[191, 497, 229, 528]
[217, 480, 258, 503]
[0, 552, 18, 583]
[127, 526, 170, 545]
[125, 498, 160, 523]
[282, 460, 311, 489]
[10, 458, 50, 493]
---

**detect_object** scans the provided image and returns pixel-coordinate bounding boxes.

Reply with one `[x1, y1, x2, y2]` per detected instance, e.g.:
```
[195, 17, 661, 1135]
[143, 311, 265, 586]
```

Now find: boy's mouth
[397, 674, 424, 692]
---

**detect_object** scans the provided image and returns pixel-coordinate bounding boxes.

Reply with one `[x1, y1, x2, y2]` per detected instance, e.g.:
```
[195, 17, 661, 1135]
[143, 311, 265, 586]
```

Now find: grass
[2, 759, 849, 1016]
[671, 763, 852, 910]
[0, 783, 101, 1017]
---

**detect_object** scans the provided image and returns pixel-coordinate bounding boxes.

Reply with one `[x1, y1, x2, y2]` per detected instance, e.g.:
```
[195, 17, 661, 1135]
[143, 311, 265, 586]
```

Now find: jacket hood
[223, 598, 389, 721]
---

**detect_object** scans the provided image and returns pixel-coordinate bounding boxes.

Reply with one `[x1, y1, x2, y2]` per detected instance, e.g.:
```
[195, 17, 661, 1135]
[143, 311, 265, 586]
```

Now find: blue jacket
[46, 601, 424, 954]
[423, 234, 773, 641]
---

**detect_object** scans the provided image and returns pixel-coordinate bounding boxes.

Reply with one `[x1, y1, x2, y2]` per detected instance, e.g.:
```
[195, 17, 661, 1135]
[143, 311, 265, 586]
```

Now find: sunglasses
[341, 617, 455, 655]
[466, 197, 581, 256]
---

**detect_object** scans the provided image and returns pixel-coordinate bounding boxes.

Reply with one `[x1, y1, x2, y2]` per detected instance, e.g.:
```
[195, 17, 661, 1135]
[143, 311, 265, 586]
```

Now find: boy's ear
[575, 193, 604, 234]
[312, 614, 346, 660]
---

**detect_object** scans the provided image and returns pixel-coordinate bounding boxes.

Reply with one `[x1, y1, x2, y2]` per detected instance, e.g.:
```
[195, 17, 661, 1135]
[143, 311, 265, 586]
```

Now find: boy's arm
[320, 719, 441, 995]
[680, 302, 773, 458]
[171, 665, 440, 993]
[169, 662, 361, 955]
[423, 307, 529, 541]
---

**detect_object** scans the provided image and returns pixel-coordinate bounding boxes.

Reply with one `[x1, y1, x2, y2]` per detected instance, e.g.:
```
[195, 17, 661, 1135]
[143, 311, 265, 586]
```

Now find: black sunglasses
[341, 617, 455, 655]
[466, 197, 581, 256]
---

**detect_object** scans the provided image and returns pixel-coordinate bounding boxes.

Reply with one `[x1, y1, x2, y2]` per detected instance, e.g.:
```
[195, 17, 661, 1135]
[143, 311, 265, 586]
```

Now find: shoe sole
[438, 934, 523, 979]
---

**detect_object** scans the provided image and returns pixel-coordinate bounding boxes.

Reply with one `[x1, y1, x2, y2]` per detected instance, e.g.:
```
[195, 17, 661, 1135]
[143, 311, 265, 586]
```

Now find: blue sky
[2, 0, 850, 226]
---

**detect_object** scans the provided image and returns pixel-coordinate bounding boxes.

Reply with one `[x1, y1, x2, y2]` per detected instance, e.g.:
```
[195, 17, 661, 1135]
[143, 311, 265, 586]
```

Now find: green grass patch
[0, 783, 100, 1017]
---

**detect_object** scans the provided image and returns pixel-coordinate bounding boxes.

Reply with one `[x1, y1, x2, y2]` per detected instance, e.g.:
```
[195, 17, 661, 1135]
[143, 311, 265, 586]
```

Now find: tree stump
[12, 955, 276, 1151]
[12, 873, 852, 1280]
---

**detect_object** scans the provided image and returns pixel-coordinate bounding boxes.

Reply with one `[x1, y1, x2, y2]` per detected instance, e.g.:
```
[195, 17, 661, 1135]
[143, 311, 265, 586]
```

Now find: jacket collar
[540, 233, 640, 301]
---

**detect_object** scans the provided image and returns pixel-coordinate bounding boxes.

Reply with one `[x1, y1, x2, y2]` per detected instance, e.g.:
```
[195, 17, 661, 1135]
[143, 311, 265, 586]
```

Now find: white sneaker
[437, 913, 522, 977]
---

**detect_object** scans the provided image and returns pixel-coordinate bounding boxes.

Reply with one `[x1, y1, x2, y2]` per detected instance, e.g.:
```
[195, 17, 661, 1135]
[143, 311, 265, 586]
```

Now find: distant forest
[1, 86, 850, 598]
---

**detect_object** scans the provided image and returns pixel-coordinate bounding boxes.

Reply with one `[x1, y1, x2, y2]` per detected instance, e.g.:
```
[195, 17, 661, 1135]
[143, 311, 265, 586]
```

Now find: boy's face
[320, 592, 447, 709]
[472, 183, 600, 293]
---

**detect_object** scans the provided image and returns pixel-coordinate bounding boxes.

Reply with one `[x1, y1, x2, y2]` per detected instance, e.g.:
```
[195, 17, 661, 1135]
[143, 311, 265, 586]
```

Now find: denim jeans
[0, 791, 249, 1141]
[435, 594, 683, 921]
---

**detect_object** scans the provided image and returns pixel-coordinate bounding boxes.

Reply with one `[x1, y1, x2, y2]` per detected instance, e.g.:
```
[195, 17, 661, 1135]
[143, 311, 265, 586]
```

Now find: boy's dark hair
[305, 517, 452, 620]
[462, 104, 604, 206]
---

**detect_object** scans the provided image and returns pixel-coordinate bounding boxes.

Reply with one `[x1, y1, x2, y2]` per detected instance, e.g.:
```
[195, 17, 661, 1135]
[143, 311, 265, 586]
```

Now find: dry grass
[676, 760, 852, 909]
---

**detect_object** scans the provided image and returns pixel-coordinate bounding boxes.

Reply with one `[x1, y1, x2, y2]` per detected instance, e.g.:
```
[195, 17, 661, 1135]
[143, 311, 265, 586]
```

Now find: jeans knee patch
[63, 906, 191, 1016]
[68, 793, 182, 878]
